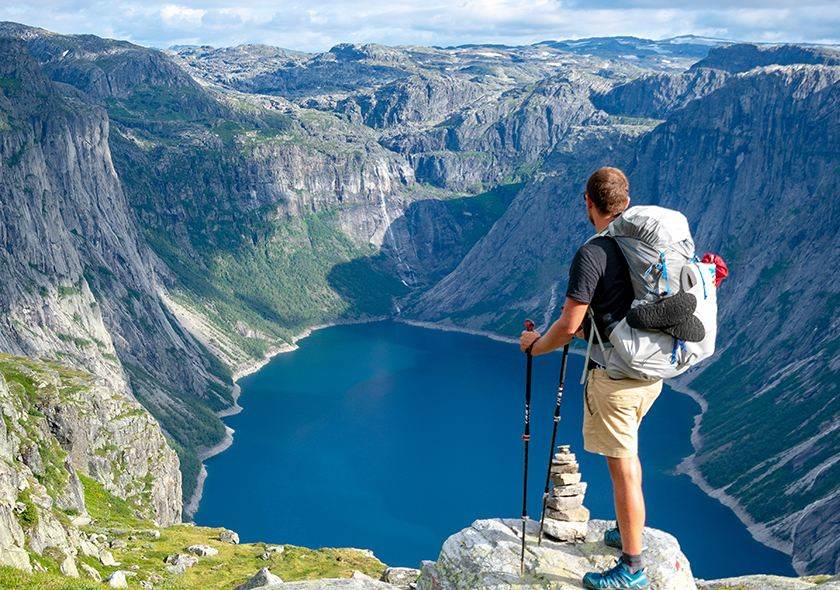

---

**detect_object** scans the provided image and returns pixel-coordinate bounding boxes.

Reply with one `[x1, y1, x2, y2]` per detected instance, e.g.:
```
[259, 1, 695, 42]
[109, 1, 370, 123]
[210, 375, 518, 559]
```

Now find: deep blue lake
[195, 321, 794, 579]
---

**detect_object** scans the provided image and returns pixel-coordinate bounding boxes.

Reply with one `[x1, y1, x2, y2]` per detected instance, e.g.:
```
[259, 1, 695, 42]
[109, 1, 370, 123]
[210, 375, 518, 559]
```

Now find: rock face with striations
[381, 75, 603, 191]
[0, 31, 211, 510]
[591, 68, 729, 118]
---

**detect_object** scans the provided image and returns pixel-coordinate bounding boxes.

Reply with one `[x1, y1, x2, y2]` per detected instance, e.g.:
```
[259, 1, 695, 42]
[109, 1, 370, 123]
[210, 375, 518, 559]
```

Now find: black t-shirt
[566, 236, 634, 340]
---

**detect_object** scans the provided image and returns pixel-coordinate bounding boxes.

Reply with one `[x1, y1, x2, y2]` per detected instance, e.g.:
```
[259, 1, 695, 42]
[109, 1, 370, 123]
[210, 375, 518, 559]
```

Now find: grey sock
[621, 553, 643, 574]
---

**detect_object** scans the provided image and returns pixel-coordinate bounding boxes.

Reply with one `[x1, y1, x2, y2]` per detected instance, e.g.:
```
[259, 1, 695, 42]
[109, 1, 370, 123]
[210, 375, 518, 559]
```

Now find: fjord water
[195, 321, 794, 579]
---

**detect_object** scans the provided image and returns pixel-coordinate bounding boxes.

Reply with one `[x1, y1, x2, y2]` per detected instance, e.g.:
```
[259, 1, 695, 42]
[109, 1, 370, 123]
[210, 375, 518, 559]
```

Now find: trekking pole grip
[524, 319, 537, 355]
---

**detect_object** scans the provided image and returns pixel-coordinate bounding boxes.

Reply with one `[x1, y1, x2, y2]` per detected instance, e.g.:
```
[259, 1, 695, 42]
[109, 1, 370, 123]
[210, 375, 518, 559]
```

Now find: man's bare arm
[519, 298, 589, 355]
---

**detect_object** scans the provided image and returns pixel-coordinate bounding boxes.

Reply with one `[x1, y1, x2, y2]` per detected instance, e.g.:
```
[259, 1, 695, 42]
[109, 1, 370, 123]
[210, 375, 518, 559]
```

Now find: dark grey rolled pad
[664, 315, 706, 343]
[626, 291, 697, 330]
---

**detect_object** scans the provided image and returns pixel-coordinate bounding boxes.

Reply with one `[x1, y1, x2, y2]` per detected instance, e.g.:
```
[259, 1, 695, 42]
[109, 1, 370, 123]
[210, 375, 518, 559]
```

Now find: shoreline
[396, 318, 518, 344]
[184, 425, 235, 517]
[185, 316, 386, 519]
[669, 380, 792, 557]
[186, 316, 792, 562]
[231, 315, 388, 382]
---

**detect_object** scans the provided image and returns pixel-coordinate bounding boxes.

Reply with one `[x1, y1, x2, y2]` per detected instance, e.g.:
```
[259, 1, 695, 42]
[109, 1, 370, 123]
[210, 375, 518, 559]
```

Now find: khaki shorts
[583, 369, 663, 459]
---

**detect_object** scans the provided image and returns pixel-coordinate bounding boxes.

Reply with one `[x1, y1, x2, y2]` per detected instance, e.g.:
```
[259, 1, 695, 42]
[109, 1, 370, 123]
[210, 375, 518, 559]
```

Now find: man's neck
[593, 215, 613, 233]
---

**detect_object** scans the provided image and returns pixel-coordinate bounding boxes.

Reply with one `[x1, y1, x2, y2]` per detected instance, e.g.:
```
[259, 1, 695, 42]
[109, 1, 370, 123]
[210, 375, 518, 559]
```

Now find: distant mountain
[692, 43, 840, 72]
[0, 20, 837, 577]
[538, 35, 720, 62]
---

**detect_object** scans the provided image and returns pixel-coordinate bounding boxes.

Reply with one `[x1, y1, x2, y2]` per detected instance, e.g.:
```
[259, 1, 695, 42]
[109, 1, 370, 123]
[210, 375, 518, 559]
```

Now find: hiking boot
[604, 526, 622, 549]
[582, 560, 649, 589]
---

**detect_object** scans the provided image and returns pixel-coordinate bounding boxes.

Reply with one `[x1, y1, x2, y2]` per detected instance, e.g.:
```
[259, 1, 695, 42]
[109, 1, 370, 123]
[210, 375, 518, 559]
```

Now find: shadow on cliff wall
[327, 183, 523, 318]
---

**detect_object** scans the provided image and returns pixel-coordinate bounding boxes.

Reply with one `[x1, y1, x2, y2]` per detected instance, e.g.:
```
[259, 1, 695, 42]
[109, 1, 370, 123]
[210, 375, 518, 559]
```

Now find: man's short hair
[586, 167, 629, 216]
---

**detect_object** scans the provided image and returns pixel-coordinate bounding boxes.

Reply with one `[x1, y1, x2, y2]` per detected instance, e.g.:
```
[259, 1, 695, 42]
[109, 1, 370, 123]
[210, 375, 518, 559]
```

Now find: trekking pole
[538, 344, 570, 545]
[519, 319, 536, 576]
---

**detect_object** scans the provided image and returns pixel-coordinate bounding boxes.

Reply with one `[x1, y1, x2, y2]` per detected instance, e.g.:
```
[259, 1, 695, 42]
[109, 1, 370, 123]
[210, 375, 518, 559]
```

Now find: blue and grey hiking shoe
[604, 526, 622, 549]
[582, 560, 650, 589]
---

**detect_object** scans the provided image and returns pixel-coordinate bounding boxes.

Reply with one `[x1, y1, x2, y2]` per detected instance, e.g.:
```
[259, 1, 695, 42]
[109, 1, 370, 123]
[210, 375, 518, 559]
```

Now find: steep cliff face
[382, 75, 604, 191]
[111, 107, 422, 368]
[331, 74, 487, 130]
[403, 126, 634, 331]
[405, 61, 840, 574]
[592, 68, 729, 118]
[0, 39, 129, 391]
[0, 38, 191, 514]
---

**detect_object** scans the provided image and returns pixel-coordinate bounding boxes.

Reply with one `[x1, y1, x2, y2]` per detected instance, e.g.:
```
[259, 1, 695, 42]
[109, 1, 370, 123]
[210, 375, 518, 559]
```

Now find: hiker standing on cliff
[520, 167, 660, 590]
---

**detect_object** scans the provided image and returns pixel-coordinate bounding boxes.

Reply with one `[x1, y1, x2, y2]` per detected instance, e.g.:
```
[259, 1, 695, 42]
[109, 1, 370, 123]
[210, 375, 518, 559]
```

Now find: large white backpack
[583, 206, 718, 382]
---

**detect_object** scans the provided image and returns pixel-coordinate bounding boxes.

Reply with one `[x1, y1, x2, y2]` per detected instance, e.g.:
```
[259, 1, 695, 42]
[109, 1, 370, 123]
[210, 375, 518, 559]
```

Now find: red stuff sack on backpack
[701, 253, 729, 287]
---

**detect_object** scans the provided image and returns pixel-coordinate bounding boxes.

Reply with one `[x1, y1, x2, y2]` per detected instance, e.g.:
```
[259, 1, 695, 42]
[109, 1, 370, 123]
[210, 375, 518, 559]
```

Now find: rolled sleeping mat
[663, 315, 706, 343]
[627, 290, 705, 343]
[626, 290, 697, 330]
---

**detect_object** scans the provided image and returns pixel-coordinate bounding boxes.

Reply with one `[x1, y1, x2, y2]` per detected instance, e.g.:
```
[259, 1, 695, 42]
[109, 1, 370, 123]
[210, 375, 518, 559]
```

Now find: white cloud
[160, 4, 206, 27]
[1, 0, 837, 50]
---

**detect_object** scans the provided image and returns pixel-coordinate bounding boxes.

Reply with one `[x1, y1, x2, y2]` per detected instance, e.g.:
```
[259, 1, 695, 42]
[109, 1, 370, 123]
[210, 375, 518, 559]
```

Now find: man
[519, 167, 662, 590]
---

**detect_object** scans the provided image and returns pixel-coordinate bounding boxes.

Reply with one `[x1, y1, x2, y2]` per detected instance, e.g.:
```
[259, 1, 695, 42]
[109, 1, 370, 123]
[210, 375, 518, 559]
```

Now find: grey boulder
[235, 566, 284, 589]
[416, 518, 696, 589]
[106, 570, 129, 588]
[381, 566, 421, 588]
[188, 544, 219, 557]
[165, 553, 199, 574]
[80, 562, 102, 582]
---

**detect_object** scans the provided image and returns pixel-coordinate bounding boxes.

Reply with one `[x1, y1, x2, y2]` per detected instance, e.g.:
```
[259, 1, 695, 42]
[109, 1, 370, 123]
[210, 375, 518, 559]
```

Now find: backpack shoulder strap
[583, 228, 610, 245]
[580, 308, 609, 385]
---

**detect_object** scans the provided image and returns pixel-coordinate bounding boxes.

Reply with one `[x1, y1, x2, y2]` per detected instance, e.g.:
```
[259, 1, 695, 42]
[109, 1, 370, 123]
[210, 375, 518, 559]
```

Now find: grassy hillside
[0, 475, 386, 590]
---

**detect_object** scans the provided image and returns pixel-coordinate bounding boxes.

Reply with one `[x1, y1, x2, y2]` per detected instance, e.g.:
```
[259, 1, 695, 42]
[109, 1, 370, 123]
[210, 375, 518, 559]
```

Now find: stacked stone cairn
[542, 444, 590, 542]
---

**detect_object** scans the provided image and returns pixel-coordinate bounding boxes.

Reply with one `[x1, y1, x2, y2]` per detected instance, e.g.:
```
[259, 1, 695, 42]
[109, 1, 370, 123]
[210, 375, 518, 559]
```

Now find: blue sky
[3, 1, 838, 51]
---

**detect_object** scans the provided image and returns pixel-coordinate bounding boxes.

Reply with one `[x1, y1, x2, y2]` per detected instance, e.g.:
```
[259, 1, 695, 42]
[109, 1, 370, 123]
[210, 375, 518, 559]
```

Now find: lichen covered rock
[417, 518, 695, 590]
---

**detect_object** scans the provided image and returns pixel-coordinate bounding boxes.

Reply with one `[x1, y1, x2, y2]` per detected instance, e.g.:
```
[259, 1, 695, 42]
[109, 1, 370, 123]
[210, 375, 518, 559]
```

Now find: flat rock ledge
[416, 518, 696, 590]
[697, 574, 840, 590]
[263, 582, 398, 589]
[260, 571, 400, 589]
